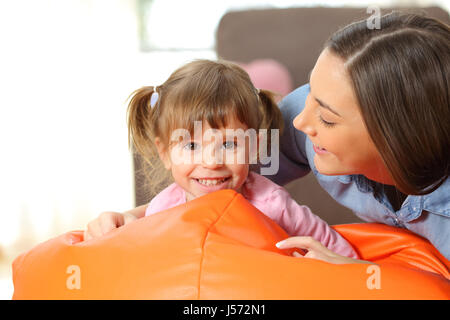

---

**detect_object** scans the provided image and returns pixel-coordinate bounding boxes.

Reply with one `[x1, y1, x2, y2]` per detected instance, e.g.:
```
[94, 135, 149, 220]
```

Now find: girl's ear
[155, 137, 171, 170]
[248, 131, 263, 165]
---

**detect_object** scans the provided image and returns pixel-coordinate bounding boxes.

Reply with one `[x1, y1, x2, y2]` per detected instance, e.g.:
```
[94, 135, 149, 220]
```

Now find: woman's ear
[155, 137, 171, 170]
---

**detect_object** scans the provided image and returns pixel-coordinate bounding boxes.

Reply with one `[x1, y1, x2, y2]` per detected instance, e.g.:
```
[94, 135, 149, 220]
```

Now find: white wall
[0, 0, 140, 258]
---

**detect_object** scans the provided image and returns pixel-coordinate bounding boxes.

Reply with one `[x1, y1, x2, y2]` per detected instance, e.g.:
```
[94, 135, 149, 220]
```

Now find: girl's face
[157, 117, 253, 201]
[293, 48, 393, 185]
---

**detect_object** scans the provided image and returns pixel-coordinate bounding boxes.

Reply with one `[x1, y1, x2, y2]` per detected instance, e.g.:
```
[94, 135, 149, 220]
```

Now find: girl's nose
[293, 99, 317, 137]
[201, 146, 223, 169]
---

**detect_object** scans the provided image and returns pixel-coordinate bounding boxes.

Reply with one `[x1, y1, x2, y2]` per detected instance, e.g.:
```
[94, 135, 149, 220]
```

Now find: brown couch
[134, 6, 449, 226]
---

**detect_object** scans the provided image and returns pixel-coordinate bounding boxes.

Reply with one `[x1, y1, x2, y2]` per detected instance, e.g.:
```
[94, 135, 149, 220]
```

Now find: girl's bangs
[167, 90, 257, 137]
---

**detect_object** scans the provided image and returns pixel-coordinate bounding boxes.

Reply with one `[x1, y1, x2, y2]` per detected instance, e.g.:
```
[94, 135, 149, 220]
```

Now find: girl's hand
[276, 236, 373, 265]
[84, 211, 137, 241]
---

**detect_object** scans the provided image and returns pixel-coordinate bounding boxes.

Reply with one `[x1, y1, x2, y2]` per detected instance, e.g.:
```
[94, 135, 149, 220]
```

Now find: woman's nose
[293, 103, 317, 137]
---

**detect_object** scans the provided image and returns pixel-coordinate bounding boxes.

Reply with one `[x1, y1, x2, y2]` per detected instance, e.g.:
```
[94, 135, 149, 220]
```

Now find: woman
[273, 12, 450, 263]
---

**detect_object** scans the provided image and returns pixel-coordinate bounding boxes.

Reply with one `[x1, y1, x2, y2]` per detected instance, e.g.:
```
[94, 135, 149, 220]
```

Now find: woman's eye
[318, 114, 336, 128]
[183, 142, 199, 150]
[223, 141, 237, 150]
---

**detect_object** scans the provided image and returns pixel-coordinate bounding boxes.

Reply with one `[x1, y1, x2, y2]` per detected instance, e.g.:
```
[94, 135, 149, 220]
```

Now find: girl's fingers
[83, 230, 92, 241]
[99, 212, 124, 234]
[85, 221, 101, 240]
[99, 218, 116, 234]
[123, 213, 137, 225]
[84, 212, 131, 242]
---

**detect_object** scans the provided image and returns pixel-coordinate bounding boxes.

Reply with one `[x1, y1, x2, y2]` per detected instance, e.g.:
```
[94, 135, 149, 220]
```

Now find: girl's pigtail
[257, 89, 284, 134]
[127, 86, 170, 200]
[126, 86, 157, 157]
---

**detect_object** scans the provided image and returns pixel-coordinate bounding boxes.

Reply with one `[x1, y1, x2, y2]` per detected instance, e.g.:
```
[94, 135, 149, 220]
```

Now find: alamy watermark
[366, 6, 381, 30]
[366, 264, 381, 290]
[169, 121, 280, 176]
[66, 264, 81, 290]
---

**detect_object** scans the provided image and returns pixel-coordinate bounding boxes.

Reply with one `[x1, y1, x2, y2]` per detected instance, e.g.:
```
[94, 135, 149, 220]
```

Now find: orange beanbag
[12, 190, 450, 299]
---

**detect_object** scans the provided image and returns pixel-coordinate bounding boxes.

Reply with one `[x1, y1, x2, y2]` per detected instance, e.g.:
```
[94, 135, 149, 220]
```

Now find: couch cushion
[12, 190, 450, 299]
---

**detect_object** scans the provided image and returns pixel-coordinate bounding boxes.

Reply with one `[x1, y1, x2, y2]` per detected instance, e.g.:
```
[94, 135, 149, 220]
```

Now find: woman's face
[293, 48, 393, 184]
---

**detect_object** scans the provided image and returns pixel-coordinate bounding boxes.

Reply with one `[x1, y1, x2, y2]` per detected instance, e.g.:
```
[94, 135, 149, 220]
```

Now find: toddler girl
[84, 59, 358, 259]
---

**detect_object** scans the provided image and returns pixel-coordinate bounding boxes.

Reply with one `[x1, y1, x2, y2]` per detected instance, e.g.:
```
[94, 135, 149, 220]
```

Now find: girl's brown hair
[325, 11, 450, 195]
[127, 59, 283, 197]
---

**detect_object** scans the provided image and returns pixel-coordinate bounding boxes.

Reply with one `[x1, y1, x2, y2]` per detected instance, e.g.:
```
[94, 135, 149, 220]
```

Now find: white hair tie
[255, 88, 261, 100]
[150, 88, 160, 108]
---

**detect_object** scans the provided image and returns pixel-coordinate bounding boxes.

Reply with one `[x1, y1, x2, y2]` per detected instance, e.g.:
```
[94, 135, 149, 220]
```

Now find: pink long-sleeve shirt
[145, 171, 358, 258]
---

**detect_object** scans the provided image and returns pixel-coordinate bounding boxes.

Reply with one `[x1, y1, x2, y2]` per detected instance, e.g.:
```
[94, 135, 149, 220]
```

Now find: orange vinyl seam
[196, 192, 239, 299]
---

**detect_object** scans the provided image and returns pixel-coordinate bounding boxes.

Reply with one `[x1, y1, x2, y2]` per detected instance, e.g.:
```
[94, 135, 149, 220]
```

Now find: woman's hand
[84, 211, 137, 241]
[276, 236, 373, 264]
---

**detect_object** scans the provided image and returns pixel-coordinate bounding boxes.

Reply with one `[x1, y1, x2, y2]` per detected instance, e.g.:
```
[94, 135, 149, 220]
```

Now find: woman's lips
[313, 144, 329, 155]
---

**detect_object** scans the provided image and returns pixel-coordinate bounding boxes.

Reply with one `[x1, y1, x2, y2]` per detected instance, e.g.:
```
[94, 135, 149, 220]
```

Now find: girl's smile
[192, 176, 232, 192]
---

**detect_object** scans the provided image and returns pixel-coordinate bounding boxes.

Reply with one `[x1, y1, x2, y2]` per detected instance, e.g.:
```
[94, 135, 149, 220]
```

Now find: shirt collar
[338, 174, 450, 221]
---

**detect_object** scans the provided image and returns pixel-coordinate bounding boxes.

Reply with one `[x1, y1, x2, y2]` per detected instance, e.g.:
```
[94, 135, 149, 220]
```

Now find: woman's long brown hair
[326, 11, 450, 195]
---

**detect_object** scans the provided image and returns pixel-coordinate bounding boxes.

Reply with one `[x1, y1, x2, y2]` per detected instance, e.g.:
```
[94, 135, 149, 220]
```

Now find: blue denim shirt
[270, 84, 450, 260]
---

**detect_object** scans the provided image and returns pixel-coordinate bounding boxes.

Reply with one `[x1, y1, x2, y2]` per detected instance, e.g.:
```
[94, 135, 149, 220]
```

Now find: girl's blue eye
[184, 142, 199, 150]
[223, 141, 237, 150]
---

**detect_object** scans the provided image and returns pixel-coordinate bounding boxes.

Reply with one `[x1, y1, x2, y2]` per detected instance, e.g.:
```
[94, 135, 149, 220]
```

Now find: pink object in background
[239, 59, 294, 102]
